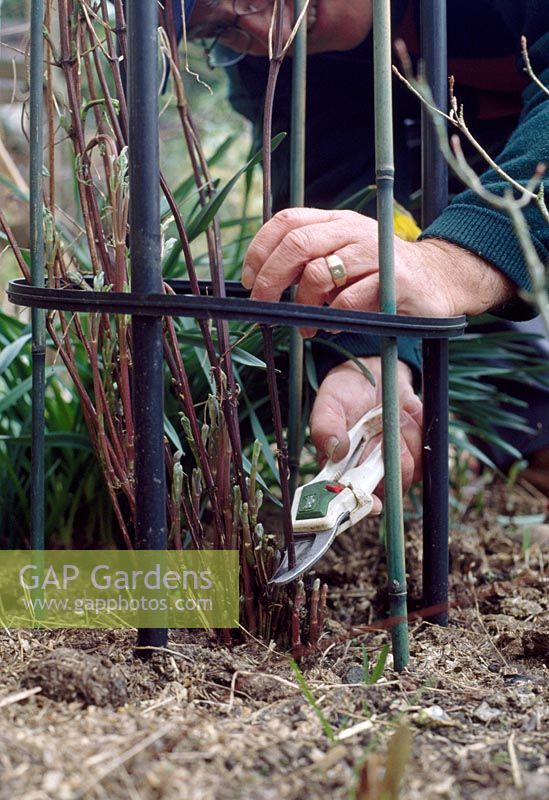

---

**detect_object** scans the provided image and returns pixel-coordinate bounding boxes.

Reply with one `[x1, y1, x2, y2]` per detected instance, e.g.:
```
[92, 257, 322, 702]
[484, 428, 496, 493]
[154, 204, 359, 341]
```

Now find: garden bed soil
[0, 475, 548, 800]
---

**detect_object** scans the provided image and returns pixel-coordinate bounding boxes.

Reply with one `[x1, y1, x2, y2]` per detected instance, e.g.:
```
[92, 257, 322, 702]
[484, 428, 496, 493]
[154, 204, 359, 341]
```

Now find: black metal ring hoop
[8, 279, 466, 339]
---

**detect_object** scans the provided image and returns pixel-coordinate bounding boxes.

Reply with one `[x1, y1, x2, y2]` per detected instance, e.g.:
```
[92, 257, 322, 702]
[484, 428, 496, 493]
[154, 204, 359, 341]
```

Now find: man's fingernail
[326, 436, 341, 461]
[241, 265, 254, 289]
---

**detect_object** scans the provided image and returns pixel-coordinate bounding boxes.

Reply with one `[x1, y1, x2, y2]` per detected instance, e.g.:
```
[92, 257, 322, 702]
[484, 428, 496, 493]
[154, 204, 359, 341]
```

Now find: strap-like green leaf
[0, 333, 31, 376]
[186, 132, 286, 241]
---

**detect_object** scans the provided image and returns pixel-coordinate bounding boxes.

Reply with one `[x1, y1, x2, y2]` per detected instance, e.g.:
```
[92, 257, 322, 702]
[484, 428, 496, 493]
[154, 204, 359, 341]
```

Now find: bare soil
[0, 475, 548, 800]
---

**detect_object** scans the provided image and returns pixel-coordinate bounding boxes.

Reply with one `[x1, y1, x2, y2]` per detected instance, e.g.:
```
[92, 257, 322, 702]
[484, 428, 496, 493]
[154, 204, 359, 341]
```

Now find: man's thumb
[311, 409, 351, 464]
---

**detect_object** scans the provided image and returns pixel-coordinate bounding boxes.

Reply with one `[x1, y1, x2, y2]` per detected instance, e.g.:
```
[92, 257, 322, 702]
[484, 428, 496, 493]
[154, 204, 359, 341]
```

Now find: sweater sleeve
[420, 17, 549, 317]
[311, 332, 422, 387]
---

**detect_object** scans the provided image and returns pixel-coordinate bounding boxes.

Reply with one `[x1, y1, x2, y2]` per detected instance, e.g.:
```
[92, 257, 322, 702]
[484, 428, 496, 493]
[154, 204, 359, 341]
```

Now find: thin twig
[392, 48, 537, 201]
[521, 36, 549, 98]
[0, 686, 42, 708]
[508, 733, 524, 789]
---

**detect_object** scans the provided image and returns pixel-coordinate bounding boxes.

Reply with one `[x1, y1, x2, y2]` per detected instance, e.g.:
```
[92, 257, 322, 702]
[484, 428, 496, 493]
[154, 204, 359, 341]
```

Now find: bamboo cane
[288, 0, 308, 499]
[373, 0, 409, 670]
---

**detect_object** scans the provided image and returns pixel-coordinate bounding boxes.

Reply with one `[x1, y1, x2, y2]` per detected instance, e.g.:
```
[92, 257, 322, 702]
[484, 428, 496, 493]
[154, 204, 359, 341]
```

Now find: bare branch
[394, 40, 548, 331]
[521, 35, 549, 98]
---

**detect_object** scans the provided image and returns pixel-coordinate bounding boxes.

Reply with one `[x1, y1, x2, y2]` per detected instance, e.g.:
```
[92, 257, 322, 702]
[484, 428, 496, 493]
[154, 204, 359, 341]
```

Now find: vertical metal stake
[422, 339, 449, 624]
[421, 0, 449, 625]
[128, 1, 168, 654]
[288, 0, 308, 499]
[30, 0, 46, 550]
[373, 0, 409, 670]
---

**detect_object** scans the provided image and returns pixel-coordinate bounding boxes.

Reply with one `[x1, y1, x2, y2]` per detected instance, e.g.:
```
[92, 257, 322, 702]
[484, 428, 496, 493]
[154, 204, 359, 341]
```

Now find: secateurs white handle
[291, 405, 384, 534]
[270, 406, 385, 585]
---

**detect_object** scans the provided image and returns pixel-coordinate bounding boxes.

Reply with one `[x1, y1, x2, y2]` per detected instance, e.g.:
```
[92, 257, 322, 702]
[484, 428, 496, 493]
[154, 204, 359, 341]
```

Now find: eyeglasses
[189, 0, 272, 68]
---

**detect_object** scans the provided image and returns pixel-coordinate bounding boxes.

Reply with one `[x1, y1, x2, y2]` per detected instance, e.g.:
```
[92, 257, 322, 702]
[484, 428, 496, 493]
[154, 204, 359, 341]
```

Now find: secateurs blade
[270, 406, 385, 585]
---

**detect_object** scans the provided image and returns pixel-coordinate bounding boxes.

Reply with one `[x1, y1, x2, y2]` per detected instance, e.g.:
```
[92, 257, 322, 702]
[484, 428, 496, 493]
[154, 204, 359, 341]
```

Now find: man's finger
[294, 243, 379, 308]
[248, 219, 360, 301]
[330, 274, 381, 314]
[310, 395, 352, 463]
[242, 208, 343, 289]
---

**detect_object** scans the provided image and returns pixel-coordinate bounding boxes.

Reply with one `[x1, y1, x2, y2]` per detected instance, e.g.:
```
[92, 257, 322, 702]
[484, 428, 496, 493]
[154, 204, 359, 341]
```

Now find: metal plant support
[127, 1, 169, 654]
[13, 0, 463, 666]
[421, 0, 451, 626]
[30, 0, 45, 550]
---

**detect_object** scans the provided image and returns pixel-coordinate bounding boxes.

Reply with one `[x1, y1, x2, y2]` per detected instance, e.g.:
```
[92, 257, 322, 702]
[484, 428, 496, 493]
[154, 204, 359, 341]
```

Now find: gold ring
[325, 254, 347, 289]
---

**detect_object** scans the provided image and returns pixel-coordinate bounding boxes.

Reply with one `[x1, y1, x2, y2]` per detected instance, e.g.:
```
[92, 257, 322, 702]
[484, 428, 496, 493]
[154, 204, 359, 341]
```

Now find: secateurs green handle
[270, 405, 385, 585]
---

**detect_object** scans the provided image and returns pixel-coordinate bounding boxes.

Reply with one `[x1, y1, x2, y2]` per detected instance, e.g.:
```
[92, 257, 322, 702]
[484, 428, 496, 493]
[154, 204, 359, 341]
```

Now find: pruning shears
[270, 406, 385, 585]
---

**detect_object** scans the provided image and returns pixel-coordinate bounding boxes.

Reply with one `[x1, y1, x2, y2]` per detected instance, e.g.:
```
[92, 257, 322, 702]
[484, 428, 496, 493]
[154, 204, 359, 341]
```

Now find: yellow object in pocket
[393, 201, 421, 241]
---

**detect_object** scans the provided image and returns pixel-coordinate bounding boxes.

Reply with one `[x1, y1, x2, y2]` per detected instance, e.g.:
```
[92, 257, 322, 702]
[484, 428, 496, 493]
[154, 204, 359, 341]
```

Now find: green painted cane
[373, 0, 410, 670]
[288, 0, 308, 499]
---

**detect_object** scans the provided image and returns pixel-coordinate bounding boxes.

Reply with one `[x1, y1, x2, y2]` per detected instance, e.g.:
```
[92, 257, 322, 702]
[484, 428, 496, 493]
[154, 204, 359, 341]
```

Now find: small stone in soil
[343, 666, 364, 684]
[472, 700, 502, 723]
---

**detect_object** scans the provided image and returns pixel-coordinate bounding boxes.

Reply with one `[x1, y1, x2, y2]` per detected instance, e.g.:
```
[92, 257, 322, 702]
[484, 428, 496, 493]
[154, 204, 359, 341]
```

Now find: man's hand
[242, 208, 515, 328]
[311, 357, 423, 499]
